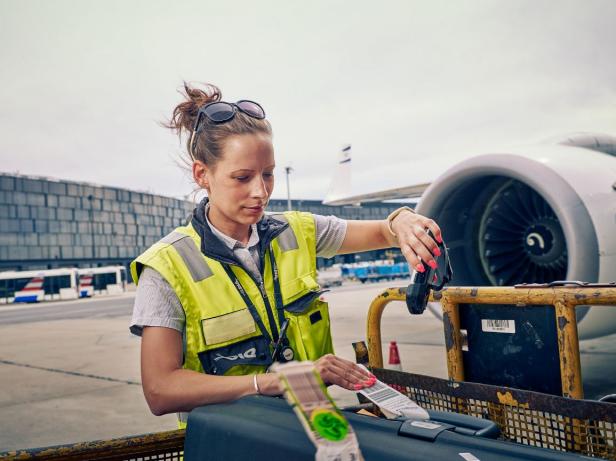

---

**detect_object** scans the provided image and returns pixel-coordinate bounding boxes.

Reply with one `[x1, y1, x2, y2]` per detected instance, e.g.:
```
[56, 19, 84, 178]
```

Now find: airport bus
[0, 268, 79, 304]
[76, 266, 126, 297]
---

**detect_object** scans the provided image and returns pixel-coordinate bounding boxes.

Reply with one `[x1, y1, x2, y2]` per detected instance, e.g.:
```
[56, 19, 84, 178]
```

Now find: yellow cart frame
[367, 285, 616, 399]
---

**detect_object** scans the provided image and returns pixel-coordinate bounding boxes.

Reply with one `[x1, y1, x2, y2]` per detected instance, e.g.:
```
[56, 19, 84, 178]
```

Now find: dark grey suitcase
[184, 395, 594, 460]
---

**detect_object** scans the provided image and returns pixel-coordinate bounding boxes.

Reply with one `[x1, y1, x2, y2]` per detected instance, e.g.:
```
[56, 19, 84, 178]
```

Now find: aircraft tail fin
[324, 144, 353, 205]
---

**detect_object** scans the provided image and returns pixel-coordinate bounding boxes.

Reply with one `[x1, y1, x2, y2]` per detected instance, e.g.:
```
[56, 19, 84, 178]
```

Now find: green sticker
[310, 409, 349, 441]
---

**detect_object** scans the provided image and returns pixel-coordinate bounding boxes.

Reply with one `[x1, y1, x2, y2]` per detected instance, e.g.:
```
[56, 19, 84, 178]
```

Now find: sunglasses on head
[189, 100, 266, 159]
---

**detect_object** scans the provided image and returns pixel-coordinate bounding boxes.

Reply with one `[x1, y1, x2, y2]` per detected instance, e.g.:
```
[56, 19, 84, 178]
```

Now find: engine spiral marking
[526, 232, 545, 249]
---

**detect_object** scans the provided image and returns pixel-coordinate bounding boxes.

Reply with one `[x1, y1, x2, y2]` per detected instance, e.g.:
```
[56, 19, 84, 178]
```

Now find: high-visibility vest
[131, 211, 334, 427]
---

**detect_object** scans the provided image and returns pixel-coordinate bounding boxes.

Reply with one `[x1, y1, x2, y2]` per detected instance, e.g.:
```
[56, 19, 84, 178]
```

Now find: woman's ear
[192, 161, 210, 191]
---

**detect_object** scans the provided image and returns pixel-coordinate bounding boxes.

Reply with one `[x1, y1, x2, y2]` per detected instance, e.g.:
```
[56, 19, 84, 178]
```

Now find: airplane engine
[416, 134, 616, 340]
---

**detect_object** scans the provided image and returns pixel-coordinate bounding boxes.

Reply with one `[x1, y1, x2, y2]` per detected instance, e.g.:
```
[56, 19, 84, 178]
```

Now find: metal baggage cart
[363, 284, 616, 459]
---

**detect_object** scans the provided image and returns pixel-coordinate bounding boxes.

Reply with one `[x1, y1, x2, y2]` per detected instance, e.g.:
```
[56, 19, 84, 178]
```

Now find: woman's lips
[244, 205, 264, 213]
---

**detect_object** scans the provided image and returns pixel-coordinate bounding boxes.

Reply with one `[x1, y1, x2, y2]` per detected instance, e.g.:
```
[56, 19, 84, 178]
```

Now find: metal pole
[285, 166, 293, 210]
[87, 195, 95, 263]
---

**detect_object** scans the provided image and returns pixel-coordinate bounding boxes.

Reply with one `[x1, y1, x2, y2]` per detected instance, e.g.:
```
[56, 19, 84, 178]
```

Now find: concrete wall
[0, 173, 407, 274]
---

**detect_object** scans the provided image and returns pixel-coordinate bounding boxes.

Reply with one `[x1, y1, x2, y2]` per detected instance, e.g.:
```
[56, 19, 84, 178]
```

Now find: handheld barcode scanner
[406, 229, 453, 315]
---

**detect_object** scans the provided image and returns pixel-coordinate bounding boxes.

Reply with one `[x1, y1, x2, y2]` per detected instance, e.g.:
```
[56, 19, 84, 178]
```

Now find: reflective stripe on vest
[161, 231, 214, 282]
[270, 214, 299, 251]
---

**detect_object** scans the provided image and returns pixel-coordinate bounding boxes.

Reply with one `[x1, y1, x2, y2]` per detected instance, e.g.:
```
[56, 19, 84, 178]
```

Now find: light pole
[285, 166, 293, 210]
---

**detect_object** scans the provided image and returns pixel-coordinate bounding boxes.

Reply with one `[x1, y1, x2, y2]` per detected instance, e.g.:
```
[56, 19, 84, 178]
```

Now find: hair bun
[167, 82, 222, 135]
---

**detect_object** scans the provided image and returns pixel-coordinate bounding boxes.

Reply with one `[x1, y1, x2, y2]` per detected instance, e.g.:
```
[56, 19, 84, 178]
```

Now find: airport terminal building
[0, 173, 404, 278]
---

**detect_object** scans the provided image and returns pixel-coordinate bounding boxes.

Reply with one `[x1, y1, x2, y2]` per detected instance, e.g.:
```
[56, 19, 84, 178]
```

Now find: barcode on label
[481, 319, 515, 334]
[366, 387, 398, 402]
[363, 381, 399, 401]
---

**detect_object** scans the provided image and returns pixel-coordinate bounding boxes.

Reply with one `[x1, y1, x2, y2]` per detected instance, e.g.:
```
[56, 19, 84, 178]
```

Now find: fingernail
[433, 247, 441, 257]
[354, 384, 363, 390]
[364, 380, 374, 386]
[427, 260, 438, 270]
[369, 373, 376, 379]
[416, 263, 425, 273]
[436, 235, 443, 243]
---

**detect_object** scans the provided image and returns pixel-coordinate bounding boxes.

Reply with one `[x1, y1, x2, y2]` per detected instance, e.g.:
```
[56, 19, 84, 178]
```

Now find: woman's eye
[263, 173, 274, 179]
[234, 176, 249, 181]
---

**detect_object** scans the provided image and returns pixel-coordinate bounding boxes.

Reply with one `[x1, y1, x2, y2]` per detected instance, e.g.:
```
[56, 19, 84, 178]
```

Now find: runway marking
[0, 359, 141, 386]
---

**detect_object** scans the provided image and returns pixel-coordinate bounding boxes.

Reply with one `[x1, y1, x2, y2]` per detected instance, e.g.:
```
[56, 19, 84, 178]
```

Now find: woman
[130, 83, 443, 426]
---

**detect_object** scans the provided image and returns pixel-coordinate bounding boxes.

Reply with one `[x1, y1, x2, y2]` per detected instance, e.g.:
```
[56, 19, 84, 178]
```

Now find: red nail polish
[354, 384, 363, 390]
[433, 247, 441, 257]
[428, 260, 438, 270]
[436, 235, 443, 243]
[416, 263, 425, 273]
[364, 380, 374, 386]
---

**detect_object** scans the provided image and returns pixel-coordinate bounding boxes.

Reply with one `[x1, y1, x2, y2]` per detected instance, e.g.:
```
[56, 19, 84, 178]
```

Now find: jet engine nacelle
[416, 134, 616, 340]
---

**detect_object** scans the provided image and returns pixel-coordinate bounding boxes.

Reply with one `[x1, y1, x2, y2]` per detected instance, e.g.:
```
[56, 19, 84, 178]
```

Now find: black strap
[222, 246, 292, 353]
[222, 264, 274, 345]
[267, 248, 287, 327]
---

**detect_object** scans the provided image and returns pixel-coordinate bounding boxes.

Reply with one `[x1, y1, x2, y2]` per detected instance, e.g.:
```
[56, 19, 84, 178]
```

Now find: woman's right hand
[314, 354, 376, 390]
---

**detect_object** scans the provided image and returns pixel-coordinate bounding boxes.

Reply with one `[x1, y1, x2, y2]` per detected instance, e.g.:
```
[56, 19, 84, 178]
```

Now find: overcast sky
[1, 0, 615, 201]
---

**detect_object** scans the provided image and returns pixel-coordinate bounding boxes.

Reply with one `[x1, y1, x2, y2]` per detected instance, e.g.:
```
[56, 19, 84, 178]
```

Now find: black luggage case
[184, 395, 593, 461]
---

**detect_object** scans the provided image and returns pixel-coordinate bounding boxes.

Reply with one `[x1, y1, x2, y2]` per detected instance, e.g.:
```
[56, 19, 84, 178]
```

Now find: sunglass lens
[237, 100, 266, 119]
[203, 102, 235, 123]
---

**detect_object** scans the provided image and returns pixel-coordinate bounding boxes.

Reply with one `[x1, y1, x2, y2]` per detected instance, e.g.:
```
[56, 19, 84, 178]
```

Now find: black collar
[190, 198, 289, 268]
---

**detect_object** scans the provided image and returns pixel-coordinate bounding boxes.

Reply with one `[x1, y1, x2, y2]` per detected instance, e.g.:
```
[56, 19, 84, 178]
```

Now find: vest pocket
[285, 293, 334, 361]
[198, 335, 273, 376]
[201, 308, 256, 345]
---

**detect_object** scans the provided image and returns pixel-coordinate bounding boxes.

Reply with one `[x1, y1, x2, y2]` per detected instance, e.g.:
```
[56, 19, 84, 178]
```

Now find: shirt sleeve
[314, 214, 348, 258]
[129, 267, 186, 336]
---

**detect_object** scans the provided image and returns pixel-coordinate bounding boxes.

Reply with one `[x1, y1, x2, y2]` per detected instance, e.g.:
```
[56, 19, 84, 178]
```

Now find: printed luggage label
[357, 366, 429, 420]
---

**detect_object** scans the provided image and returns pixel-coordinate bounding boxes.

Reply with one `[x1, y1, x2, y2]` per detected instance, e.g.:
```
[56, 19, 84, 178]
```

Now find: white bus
[0, 268, 78, 304]
[76, 266, 127, 297]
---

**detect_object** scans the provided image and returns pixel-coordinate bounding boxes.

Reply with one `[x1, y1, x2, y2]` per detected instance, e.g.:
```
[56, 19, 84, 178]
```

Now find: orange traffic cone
[388, 341, 402, 371]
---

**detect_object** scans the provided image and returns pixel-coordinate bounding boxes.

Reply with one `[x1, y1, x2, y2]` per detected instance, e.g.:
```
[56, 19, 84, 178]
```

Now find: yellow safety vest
[131, 205, 334, 427]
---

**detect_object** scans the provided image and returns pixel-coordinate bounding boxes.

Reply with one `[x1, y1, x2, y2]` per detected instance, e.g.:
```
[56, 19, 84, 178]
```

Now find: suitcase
[184, 395, 593, 461]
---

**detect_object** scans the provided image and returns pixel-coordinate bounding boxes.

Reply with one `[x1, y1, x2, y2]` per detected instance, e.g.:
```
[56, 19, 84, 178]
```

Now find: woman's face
[198, 132, 275, 229]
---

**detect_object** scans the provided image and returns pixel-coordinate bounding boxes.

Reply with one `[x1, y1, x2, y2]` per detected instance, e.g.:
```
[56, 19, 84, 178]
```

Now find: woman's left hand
[390, 210, 443, 273]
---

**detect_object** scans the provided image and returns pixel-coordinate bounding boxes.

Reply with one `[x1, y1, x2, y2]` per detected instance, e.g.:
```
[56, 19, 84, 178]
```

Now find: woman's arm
[338, 210, 443, 271]
[141, 327, 376, 415]
[140, 326, 281, 415]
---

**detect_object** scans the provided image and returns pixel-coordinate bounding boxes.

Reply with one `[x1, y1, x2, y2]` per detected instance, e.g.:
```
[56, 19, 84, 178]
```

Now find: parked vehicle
[0, 268, 78, 303]
[0, 265, 126, 303]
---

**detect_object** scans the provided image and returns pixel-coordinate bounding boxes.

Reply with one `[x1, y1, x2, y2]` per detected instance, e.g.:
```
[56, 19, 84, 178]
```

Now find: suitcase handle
[426, 410, 500, 439]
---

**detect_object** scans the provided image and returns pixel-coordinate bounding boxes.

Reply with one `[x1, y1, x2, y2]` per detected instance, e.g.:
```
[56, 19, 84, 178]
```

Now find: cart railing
[0, 429, 185, 461]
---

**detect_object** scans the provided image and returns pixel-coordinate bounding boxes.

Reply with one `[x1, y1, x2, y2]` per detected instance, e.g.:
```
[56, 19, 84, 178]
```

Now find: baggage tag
[357, 365, 429, 421]
[272, 361, 364, 461]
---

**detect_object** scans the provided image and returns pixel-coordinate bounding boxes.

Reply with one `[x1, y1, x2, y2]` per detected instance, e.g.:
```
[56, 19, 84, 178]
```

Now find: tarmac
[0, 281, 448, 452]
[1, 280, 615, 452]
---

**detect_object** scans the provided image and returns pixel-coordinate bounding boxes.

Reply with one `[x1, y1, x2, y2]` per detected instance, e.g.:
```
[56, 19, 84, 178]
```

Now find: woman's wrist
[386, 206, 416, 239]
[254, 372, 283, 396]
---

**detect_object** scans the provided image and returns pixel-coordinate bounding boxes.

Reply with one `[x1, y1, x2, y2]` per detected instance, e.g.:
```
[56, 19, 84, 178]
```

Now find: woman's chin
[240, 207, 264, 223]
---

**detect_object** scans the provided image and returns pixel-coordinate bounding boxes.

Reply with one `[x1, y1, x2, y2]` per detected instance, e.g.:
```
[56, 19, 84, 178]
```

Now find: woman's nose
[251, 177, 267, 198]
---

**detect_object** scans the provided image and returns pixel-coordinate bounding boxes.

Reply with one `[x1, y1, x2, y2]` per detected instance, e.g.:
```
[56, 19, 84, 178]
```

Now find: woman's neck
[206, 205, 251, 245]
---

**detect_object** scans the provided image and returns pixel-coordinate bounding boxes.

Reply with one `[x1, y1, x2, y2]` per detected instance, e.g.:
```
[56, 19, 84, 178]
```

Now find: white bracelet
[253, 374, 261, 395]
